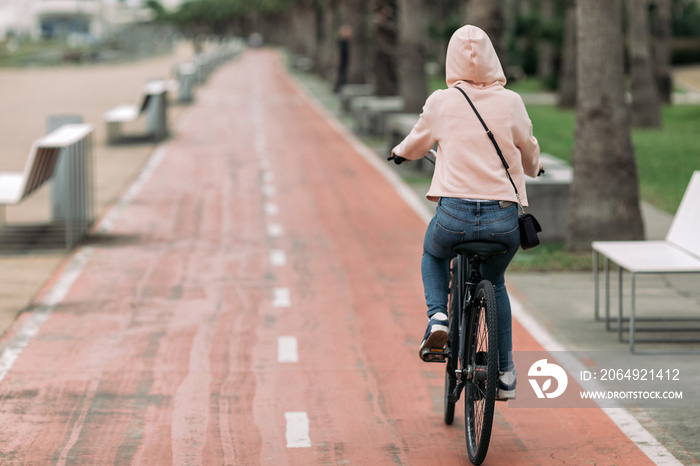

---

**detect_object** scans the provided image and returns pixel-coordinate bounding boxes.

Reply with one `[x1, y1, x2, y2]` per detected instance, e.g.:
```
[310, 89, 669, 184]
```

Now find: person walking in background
[334, 25, 352, 93]
[390, 25, 542, 400]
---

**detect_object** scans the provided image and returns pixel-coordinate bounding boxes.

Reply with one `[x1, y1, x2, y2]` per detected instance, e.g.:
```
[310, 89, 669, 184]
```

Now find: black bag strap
[454, 86, 524, 211]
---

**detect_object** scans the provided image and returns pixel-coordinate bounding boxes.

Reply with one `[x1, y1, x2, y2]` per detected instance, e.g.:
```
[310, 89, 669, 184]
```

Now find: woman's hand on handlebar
[387, 153, 407, 165]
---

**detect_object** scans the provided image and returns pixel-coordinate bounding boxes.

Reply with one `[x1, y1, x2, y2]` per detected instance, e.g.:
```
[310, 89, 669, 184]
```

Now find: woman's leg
[421, 249, 451, 318]
[421, 211, 460, 317]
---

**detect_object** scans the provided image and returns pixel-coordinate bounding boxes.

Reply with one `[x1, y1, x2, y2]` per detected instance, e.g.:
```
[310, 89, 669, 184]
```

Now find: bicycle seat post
[453, 241, 509, 268]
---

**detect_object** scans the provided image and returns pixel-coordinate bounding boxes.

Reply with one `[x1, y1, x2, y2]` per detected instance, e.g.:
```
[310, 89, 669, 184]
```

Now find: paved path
[0, 50, 666, 464]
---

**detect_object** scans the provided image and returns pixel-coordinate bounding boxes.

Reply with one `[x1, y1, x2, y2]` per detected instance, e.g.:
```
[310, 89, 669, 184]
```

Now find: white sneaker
[418, 312, 449, 360]
[496, 369, 516, 401]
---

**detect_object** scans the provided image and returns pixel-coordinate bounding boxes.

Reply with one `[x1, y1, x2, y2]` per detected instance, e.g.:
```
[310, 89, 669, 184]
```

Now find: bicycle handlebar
[389, 149, 545, 176]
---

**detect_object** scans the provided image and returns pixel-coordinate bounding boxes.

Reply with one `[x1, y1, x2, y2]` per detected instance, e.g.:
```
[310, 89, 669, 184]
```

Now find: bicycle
[389, 150, 504, 465]
[435, 241, 504, 465]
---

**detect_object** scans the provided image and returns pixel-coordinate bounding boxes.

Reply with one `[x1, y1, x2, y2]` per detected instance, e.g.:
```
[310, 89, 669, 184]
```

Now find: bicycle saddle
[453, 241, 508, 260]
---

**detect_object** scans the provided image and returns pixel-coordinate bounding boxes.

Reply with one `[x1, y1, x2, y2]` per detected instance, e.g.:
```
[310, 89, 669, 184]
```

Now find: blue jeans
[422, 198, 520, 371]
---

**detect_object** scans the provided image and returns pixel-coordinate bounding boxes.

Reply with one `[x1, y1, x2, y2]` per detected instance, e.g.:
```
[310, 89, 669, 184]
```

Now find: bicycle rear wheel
[464, 280, 498, 465]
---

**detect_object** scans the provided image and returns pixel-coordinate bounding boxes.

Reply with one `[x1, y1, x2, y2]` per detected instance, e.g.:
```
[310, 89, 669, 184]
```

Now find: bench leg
[593, 251, 599, 321]
[630, 273, 637, 352]
[618, 266, 624, 342]
[604, 257, 611, 330]
[107, 122, 121, 145]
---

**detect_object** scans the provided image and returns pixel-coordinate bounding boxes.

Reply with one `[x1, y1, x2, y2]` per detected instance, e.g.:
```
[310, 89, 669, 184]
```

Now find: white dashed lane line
[277, 336, 299, 363]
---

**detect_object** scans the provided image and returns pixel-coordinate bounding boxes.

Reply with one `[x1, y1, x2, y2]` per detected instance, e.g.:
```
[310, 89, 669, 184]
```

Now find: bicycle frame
[448, 253, 488, 403]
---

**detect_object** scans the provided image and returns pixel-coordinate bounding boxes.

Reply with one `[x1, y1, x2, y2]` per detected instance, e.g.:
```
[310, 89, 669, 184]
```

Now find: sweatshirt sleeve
[513, 97, 540, 178]
[391, 94, 437, 160]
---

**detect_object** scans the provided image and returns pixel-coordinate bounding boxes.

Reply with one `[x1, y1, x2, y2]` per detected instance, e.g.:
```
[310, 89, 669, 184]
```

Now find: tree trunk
[627, 0, 662, 128]
[290, 0, 318, 59]
[538, 0, 556, 84]
[371, 0, 399, 96]
[558, 0, 577, 108]
[313, 0, 337, 80]
[397, 0, 428, 112]
[651, 0, 672, 103]
[338, 0, 370, 84]
[567, 0, 644, 251]
[464, 0, 508, 77]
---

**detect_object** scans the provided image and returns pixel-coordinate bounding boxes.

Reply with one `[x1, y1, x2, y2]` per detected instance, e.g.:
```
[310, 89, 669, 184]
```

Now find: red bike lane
[0, 50, 656, 464]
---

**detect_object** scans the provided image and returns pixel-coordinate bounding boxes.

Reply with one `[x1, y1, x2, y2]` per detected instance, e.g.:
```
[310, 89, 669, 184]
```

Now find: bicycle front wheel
[464, 280, 498, 465]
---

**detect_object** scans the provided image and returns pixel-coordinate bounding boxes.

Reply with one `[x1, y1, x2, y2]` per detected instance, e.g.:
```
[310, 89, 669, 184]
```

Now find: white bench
[351, 96, 405, 137]
[0, 124, 95, 249]
[339, 84, 374, 114]
[592, 171, 700, 352]
[104, 80, 168, 144]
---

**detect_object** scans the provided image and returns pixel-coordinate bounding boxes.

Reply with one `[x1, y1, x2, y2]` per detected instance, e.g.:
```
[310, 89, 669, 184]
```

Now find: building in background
[0, 0, 185, 41]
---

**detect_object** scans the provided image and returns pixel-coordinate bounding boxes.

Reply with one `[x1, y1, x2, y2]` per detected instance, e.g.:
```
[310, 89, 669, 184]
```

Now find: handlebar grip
[388, 155, 407, 165]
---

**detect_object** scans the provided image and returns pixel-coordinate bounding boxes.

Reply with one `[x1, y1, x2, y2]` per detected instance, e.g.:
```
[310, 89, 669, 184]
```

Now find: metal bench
[593, 171, 700, 352]
[338, 84, 374, 114]
[0, 124, 95, 250]
[351, 96, 405, 137]
[104, 80, 168, 144]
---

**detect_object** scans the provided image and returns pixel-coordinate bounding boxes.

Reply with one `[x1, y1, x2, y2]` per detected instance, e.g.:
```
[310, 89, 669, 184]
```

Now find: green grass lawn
[527, 104, 700, 214]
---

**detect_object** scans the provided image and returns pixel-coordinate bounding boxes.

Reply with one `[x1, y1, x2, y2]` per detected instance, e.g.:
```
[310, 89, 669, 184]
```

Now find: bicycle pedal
[421, 347, 447, 363]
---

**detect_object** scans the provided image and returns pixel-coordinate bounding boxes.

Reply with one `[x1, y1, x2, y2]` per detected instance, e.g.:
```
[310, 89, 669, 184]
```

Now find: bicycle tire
[464, 280, 498, 465]
[443, 257, 462, 425]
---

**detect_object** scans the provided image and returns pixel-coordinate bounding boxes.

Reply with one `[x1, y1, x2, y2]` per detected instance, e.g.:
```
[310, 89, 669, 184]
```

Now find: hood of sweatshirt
[445, 25, 506, 88]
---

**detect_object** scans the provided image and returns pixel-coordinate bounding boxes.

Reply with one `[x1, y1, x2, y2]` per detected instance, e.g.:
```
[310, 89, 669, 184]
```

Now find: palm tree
[627, 0, 662, 128]
[566, 0, 644, 251]
[558, 0, 577, 108]
[371, 0, 399, 96]
[397, 0, 429, 112]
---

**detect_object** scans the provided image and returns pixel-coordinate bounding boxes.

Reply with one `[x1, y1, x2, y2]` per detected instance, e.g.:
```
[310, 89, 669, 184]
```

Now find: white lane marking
[285, 412, 311, 448]
[277, 336, 299, 363]
[273, 288, 290, 308]
[509, 298, 682, 465]
[262, 184, 276, 197]
[290, 75, 680, 466]
[263, 171, 274, 183]
[267, 223, 284, 238]
[264, 202, 279, 216]
[0, 247, 93, 383]
[270, 249, 287, 267]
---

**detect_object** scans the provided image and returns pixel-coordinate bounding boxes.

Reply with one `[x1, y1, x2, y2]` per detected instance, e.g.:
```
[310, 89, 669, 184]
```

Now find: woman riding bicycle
[390, 25, 542, 400]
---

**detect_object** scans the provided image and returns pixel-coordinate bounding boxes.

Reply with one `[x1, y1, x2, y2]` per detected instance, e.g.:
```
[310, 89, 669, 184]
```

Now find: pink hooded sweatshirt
[392, 25, 540, 205]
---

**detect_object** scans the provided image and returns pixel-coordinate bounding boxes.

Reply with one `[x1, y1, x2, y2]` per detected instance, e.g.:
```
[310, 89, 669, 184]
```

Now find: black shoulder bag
[455, 86, 542, 250]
